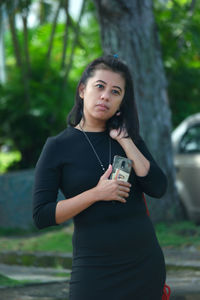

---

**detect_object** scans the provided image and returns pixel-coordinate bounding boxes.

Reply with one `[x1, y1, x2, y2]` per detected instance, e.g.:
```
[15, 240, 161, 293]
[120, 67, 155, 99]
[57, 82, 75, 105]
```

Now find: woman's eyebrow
[95, 80, 122, 92]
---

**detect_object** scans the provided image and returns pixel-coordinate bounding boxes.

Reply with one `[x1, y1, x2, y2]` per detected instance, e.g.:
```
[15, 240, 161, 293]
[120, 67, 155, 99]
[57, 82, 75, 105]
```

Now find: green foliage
[4, 0, 200, 171]
[0, 0, 102, 170]
[0, 59, 73, 169]
[0, 151, 21, 173]
[154, 0, 200, 128]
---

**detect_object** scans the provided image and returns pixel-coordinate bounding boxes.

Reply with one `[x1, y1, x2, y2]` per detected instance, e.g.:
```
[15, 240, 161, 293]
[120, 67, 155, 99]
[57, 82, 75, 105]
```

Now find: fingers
[116, 197, 127, 203]
[115, 181, 131, 202]
[100, 164, 112, 180]
[96, 176, 132, 203]
[114, 180, 131, 194]
[118, 190, 129, 198]
[115, 189, 129, 203]
[117, 180, 132, 188]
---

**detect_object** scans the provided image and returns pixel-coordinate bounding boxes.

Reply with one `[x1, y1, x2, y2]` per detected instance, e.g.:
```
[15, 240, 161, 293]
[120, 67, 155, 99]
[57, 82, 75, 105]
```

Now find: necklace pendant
[102, 165, 105, 172]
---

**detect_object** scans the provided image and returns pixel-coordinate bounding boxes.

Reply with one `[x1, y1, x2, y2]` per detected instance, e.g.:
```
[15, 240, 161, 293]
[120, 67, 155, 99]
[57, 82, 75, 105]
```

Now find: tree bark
[0, 4, 6, 83]
[22, 13, 31, 106]
[94, 0, 182, 222]
[46, 0, 63, 64]
[8, 13, 23, 68]
[190, 0, 196, 12]
[65, 0, 86, 83]
[60, 0, 70, 70]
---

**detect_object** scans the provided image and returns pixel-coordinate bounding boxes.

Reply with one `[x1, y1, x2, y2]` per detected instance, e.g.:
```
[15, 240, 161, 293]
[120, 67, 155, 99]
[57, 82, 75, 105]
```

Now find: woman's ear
[79, 83, 85, 99]
[116, 110, 121, 116]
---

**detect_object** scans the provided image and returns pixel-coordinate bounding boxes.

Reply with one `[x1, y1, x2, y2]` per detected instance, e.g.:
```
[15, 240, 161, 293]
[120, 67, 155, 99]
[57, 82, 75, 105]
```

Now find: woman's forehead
[89, 69, 125, 87]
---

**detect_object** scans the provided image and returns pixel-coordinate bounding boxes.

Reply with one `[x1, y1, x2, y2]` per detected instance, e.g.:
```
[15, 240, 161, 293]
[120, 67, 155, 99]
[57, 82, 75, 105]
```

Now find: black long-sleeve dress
[32, 126, 167, 300]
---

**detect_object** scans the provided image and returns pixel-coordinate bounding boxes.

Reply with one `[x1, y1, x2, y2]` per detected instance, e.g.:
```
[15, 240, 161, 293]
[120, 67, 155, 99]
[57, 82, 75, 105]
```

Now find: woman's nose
[100, 90, 110, 101]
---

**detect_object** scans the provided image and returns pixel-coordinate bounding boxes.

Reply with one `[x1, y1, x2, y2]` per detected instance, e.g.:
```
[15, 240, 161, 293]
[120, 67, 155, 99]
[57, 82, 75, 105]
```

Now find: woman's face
[79, 69, 125, 124]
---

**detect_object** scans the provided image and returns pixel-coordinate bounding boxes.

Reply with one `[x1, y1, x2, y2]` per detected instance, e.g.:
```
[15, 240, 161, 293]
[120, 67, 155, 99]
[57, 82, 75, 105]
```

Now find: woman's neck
[77, 119, 106, 132]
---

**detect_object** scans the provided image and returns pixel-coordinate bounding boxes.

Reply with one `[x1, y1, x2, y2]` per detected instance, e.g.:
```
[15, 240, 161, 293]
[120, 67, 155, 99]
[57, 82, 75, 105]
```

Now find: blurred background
[0, 0, 199, 172]
[0, 0, 200, 299]
[0, 0, 102, 172]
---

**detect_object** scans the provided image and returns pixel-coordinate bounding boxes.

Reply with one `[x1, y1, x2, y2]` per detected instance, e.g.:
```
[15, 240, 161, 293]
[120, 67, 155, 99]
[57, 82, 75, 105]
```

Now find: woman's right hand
[94, 165, 131, 203]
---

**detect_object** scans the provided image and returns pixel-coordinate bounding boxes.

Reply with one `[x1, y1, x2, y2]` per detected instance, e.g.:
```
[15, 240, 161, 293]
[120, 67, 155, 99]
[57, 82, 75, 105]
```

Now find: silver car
[172, 113, 200, 223]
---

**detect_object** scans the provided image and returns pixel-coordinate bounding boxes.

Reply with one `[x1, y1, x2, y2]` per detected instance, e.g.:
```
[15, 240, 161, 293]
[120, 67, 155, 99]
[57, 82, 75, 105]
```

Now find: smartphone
[111, 155, 132, 182]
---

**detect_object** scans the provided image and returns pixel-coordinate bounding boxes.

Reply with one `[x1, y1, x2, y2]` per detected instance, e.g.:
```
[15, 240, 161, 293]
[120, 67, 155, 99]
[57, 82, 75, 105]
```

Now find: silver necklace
[79, 124, 111, 173]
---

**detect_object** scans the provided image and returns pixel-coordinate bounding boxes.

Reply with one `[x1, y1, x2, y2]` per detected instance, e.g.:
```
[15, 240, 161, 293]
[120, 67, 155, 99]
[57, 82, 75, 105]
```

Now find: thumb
[100, 164, 112, 180]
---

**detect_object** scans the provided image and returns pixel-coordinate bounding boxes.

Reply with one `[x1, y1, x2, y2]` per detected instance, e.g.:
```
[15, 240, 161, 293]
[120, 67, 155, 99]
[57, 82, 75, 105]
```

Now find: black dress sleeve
[134, 137, 168, 198]
[32, 137, 61, 229]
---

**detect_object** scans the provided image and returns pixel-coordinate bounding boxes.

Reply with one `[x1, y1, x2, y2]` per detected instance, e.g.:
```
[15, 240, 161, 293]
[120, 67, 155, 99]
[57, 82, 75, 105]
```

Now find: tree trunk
[22, 13, 31, 106]
[0, 4, 6, 83]
[8, 13, 23, 68]
[22, 14, 31, 77]
[65, 0, 86, 81]
[46, 0, 63, 64]
[60, 0, 70, 70]
[94, 0, 182, 222]
[38, 0, 51, 25]
[190, 0, 196, 12]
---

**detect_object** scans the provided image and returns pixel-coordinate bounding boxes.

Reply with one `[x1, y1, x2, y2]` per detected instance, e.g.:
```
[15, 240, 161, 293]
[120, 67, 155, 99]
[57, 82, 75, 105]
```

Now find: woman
[33, 55, 167, 300]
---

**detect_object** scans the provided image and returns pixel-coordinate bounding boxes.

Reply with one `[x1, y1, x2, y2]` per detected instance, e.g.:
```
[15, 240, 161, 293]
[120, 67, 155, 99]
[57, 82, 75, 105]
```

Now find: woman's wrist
[89, 187, 101, 203]
[117, 136, 133, 149]
[116, 137, 150, 176]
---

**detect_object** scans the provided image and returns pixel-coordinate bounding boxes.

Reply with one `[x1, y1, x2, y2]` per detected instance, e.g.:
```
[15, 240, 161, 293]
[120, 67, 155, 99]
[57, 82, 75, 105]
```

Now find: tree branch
[22, 14, 31, 76]
[22, 13, 31, 105]
[189, 0, 196, 13]
[46, 0, 63, 64]
[65, 0, 86, 81]
[60, 0, 70, 70]
[8, 13, 22, 68]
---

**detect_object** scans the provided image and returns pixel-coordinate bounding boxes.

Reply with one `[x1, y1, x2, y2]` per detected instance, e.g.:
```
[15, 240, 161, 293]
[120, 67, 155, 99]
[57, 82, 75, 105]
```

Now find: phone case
[111, 155, 132, 182]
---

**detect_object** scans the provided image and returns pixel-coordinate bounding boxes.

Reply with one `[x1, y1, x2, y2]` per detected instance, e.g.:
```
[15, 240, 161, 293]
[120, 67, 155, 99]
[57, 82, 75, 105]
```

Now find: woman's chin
[93, 110, 114, 121]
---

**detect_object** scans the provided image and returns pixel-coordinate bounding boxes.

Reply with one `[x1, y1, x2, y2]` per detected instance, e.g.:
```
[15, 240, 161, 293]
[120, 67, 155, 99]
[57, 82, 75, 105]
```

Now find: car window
[179, 124, 200, 153]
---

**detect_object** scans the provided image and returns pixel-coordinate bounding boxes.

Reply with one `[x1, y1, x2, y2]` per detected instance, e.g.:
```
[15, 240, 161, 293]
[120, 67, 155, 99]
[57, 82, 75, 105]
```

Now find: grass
[0, 224, 74, 253]
[0, 221, 200, 253]
[0, 274, 37, 287]
[0, 227, 38, 237]
[0, 274, 22, 286]
[155, 221, 200, 248]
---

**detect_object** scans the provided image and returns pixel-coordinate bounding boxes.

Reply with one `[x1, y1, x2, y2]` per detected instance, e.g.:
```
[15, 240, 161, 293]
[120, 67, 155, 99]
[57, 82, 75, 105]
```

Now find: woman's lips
[96, 104, 109, 111]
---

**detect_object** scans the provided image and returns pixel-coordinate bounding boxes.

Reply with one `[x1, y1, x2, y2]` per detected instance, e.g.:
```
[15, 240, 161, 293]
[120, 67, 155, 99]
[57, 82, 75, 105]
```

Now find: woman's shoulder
[37, 127, 79, 164]
[48, 126, 80, 145]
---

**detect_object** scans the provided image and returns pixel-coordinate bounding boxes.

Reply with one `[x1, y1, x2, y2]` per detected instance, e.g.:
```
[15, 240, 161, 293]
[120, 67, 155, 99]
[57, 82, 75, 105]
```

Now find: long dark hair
[67, 55, 140, 142]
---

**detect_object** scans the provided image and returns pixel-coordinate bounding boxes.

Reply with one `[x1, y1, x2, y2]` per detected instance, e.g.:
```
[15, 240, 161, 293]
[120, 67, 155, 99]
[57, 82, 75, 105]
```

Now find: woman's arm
[110, 129, 167, 198]
[110, 129, 151, 176]
[33, 138, 131, 229]
[55, 165, 131, 224]
[33, 137, 61, 229]
[55, 187, 99, 224]
[117, 137, 150, 177]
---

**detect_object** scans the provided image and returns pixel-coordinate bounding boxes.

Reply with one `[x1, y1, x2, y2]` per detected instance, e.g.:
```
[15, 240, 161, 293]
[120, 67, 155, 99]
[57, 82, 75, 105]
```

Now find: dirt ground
[0, 281, 69, 300]
[1, 279, 200, 300]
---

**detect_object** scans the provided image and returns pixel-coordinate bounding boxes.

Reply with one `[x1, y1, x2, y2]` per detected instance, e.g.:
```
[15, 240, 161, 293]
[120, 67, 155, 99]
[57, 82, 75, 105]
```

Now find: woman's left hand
[109, 127, 128, 141]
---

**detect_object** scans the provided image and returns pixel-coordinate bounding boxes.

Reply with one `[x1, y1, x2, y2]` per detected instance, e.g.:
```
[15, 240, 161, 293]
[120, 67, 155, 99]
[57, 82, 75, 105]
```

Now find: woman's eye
[112, 89, 120, 95]
[96, 84, 104, 89]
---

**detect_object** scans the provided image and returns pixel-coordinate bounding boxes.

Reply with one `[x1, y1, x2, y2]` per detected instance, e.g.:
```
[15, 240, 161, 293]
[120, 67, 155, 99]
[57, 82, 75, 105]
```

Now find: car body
[172, 113, 200, 222]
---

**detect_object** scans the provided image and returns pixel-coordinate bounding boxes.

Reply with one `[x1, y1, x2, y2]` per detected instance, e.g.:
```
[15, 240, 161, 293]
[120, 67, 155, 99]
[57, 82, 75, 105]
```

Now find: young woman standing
[33, 55, 167, 300]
